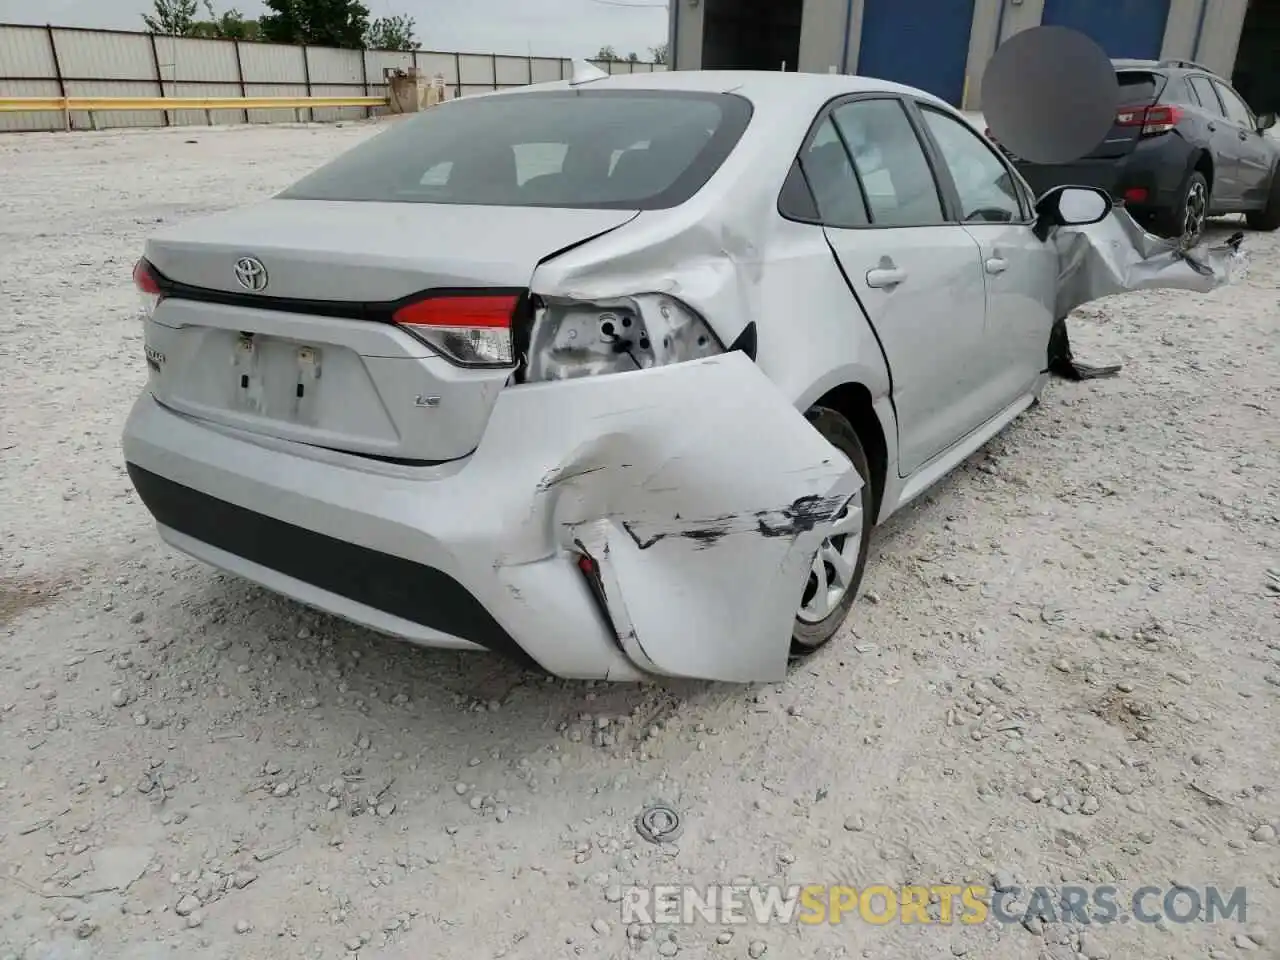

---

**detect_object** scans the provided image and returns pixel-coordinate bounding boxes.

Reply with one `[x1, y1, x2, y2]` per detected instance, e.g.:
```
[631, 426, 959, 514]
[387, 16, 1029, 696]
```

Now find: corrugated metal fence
[0, 22, 667, 132]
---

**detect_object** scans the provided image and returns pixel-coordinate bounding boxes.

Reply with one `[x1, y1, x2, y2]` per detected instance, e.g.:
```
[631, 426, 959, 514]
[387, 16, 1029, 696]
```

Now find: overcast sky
[0, 0, 669, 59]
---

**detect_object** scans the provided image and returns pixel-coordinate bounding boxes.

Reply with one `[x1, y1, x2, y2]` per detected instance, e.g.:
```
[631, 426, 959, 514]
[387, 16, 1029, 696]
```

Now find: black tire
[790, 407, 874, 657]
[1153, 170, 1209, 246]
[1245, 169, 1280, 231]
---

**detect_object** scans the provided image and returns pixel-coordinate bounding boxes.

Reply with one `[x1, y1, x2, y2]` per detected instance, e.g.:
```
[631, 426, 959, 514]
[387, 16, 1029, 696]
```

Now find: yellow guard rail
[0, 95, 388, 128]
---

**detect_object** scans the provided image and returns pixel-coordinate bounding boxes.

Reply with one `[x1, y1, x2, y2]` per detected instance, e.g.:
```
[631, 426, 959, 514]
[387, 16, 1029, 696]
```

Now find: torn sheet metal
[480, 351, 858, 682]
[573, 489, 848, 683]
[1053, 206, 1247, 321]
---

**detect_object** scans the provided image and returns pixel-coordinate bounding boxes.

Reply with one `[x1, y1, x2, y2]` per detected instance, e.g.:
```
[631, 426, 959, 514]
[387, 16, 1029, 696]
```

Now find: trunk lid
[142, 200, 637, 463]
[146, 199, 637, 300]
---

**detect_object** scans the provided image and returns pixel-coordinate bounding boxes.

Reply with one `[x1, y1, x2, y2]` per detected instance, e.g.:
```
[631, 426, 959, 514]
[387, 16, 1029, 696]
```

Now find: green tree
[649, 42, 668, 64]
[143, 0, 200, 35]
[364, 14, 420, 51]
[626, 51, 639, 62]
[193, 2, 262, 39]
[595, 45, 620, 61]
[260, 0, 371, 49]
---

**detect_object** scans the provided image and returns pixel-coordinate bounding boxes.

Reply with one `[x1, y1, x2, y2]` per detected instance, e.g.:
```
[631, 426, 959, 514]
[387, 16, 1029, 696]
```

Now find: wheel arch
[1190, 148, 1214, 191]
[807, 381, 889, 521]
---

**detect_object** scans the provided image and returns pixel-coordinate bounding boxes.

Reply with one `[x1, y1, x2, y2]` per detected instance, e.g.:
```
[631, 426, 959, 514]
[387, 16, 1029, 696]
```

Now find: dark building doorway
[1233, 0, 1280, 115]
[701, 0, 804, 71]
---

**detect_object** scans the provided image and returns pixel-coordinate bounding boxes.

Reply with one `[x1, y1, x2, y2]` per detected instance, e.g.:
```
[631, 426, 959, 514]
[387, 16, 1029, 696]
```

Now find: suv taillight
[1116, 103, 1182, 136]
[133, 258, 163, 317]
[393, 292, 519, 367]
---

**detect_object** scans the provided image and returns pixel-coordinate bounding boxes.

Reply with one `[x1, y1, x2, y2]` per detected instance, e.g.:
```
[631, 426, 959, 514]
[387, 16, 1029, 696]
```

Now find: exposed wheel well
[1193, 150, 1213, 191]
[811, 383, 887, 519]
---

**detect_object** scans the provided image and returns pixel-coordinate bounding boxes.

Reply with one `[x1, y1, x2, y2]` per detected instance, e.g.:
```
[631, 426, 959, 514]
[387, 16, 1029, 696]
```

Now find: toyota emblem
[234, 257, 268, 292]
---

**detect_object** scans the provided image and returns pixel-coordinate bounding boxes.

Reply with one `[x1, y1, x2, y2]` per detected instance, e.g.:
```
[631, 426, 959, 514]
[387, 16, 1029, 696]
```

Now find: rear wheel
[1154, 171, 1209, 246]
[1245, 169, 1280, 231]
[791, 407, 874, 657]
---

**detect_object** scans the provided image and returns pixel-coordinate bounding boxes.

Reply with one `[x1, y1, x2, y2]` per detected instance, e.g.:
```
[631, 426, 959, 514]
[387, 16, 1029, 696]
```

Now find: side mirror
[1033, 184, 1112, 240]
[1258, 112, 1276, 132]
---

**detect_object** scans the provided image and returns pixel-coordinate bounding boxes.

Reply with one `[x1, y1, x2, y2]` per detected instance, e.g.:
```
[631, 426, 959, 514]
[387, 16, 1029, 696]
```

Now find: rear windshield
[279, 89, 753, 210]
[1116, 70, 1166, 105]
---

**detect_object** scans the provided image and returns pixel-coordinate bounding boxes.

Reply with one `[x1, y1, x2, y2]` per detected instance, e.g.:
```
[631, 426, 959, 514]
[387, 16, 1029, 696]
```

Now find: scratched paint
[617, 493, 854, 551]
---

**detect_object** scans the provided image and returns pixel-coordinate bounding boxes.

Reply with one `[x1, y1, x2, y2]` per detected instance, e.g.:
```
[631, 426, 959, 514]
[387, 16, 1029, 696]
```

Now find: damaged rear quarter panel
[528, 101, 809, 350]
[473, 351, 858, 682]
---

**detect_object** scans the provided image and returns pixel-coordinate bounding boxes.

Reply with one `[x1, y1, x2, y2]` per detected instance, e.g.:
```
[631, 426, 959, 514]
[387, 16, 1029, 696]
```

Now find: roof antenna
[570, 59, 609, 86]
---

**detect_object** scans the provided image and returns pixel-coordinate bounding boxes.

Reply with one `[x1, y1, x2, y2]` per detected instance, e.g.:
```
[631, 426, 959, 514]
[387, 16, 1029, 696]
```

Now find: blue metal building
[669, 0, 1261, 110]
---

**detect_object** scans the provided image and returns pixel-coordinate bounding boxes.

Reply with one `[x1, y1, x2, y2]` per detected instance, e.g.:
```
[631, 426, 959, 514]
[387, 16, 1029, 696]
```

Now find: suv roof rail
[1160, 58, 1213, 72]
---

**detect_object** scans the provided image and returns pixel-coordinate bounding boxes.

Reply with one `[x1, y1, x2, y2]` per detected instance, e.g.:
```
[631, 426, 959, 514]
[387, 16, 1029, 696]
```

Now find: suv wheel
[1155, 171, 1209, 246]
[1245, 168, 1280, 232]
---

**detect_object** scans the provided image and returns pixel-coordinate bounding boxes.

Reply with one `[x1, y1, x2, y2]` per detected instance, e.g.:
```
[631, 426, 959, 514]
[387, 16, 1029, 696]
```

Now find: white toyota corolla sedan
[122, 68, 1233, 682]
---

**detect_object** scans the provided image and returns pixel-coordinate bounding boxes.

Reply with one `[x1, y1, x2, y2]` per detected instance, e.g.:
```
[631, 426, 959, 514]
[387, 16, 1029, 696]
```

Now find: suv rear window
[279, 90, 753, 211]
[1116, 70, 1166, 105]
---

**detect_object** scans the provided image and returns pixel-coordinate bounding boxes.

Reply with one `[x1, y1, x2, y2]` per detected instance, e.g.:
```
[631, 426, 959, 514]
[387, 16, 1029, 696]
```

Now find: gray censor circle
[983, 25, 1119, 165]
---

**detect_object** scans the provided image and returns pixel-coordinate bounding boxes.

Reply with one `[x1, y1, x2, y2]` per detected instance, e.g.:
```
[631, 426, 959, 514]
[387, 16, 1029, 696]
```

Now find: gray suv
[1002, 59, 1280, 243]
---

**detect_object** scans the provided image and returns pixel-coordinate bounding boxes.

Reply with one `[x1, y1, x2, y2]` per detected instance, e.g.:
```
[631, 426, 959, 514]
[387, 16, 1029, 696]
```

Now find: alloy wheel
[796, 489, 865, 624]
[1182, 178, 1208, 247]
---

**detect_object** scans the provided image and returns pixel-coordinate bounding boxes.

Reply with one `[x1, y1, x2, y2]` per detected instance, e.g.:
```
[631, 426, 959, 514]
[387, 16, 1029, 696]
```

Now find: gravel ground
[1, 120, 1278, 960]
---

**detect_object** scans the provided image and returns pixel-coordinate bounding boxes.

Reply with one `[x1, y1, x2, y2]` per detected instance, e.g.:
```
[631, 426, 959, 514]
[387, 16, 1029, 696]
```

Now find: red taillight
[133, 258, 162, 296]
[1123, 186, 1149, 204]
[393, 293, 519, 367]
[1116, 103, 1182, 136]
[133, 258, 163, 316]
[1143, 105, 1181, 134]
[393, 295, 518, 330]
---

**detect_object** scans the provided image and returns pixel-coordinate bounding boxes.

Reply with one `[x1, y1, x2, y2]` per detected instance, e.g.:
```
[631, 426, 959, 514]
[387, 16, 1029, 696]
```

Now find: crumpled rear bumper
[123, 351, 858, 683]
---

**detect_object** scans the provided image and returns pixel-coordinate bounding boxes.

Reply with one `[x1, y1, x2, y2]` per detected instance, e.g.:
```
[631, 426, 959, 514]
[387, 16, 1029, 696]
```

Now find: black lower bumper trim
[125, 463, 536, 668]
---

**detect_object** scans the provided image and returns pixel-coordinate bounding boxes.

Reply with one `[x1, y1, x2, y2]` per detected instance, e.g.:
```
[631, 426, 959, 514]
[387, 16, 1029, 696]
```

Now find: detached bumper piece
[1048, 211, 1245, 382]
[1047, 320, 1121, 381]
[1053, 209, 1246, 321]
[124, 464, 535, 667]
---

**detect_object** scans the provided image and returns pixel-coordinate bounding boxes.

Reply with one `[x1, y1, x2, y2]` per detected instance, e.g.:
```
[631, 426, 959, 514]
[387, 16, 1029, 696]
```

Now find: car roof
[1111, 58, 1220, 78]
[497, 68, 954, 112]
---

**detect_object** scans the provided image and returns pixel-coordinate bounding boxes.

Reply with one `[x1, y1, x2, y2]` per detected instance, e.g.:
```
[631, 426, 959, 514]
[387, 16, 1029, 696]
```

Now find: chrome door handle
[866, 267, 906, 288]
[985, 257, 1008, 274]
[1239, 130, 1248, 141]
[1208, 122, 1216, 132]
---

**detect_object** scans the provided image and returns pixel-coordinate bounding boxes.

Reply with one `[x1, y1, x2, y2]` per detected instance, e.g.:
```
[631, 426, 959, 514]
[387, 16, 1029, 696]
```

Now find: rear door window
[1188, 76, 1226, 116]
[1163, 77, 1197, 106]
[280, 90, 753, 210]
[796, 116, 870, 226]
[1214, 81, 1256, 128]
[919, 106, 1026, 223]
[831, 99, 946, 227]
